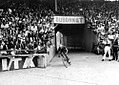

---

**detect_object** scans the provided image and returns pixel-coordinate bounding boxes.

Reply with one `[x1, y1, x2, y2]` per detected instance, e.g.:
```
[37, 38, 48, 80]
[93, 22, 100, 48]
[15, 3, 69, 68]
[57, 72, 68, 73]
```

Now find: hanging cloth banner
[54, 16, 85, 24]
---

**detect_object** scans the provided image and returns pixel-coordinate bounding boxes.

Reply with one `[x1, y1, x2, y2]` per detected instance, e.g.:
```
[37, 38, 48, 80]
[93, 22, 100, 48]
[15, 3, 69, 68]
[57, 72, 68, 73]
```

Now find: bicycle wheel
[61, 53, 71, 68]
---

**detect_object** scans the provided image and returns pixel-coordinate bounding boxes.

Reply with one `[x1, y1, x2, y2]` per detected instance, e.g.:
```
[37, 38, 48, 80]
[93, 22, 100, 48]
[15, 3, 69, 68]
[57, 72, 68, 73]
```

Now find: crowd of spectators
[0, 1, 55, 54]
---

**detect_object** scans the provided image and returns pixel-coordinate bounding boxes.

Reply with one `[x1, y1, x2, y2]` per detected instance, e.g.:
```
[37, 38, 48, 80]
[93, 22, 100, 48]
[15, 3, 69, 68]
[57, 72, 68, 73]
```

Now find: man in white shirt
[102, 37, 112, 61]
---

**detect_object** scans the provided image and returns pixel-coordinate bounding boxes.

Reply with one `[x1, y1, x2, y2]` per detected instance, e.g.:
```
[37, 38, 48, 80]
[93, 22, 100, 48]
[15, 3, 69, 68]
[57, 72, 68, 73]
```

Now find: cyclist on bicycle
[58, 44, 71, 65]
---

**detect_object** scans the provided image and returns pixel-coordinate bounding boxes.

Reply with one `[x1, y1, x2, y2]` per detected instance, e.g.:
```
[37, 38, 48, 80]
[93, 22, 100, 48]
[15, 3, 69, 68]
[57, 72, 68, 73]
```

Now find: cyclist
[58, 44, 71, 65]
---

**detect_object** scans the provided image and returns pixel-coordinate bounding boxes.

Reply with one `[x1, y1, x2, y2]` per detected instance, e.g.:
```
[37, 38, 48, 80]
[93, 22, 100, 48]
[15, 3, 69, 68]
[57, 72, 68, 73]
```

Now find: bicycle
[58, 45, 71, 68]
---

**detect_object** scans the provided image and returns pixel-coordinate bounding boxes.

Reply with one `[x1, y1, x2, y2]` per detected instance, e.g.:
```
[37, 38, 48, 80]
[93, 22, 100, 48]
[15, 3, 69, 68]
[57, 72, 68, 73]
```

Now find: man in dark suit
[112, 32, 119, 61]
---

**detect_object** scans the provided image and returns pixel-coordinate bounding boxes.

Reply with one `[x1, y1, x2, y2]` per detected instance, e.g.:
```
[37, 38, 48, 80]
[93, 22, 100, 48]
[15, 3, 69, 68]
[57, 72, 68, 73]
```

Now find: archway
[55, 23, 97, 52]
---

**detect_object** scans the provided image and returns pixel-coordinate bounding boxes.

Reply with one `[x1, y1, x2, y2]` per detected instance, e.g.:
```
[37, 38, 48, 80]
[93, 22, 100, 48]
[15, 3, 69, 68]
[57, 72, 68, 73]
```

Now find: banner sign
[54, 16, 85, 24]
[0, 53, 48, 71]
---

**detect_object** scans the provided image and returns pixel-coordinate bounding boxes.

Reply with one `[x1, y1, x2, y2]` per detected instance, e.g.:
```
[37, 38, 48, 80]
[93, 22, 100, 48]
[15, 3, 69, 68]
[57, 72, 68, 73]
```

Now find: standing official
[102, 36, 112, 61]
[112, 32, 119, 61]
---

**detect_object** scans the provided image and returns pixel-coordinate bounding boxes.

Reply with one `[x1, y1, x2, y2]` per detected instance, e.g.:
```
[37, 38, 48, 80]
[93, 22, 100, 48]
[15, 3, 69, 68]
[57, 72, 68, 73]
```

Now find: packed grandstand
[0, 0, 119, 54]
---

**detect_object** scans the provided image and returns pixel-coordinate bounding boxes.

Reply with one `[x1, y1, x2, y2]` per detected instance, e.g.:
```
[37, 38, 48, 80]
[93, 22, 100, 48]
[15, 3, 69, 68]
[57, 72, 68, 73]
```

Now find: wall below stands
[82, 27, 97, 52]
[47, 45, 56, 64]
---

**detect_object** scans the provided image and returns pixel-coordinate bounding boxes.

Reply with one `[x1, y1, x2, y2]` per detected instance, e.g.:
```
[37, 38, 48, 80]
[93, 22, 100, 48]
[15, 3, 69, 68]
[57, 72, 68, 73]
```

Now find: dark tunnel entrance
[55, 24, 97, 52]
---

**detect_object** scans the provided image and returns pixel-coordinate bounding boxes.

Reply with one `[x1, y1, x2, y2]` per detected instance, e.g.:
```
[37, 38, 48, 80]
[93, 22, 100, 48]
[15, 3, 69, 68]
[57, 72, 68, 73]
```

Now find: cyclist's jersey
[58, 45, 68, 54]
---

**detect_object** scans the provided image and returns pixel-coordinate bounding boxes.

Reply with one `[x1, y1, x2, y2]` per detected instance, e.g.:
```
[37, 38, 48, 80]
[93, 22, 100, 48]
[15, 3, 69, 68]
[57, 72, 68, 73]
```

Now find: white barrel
[37, 55, 47, 68]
